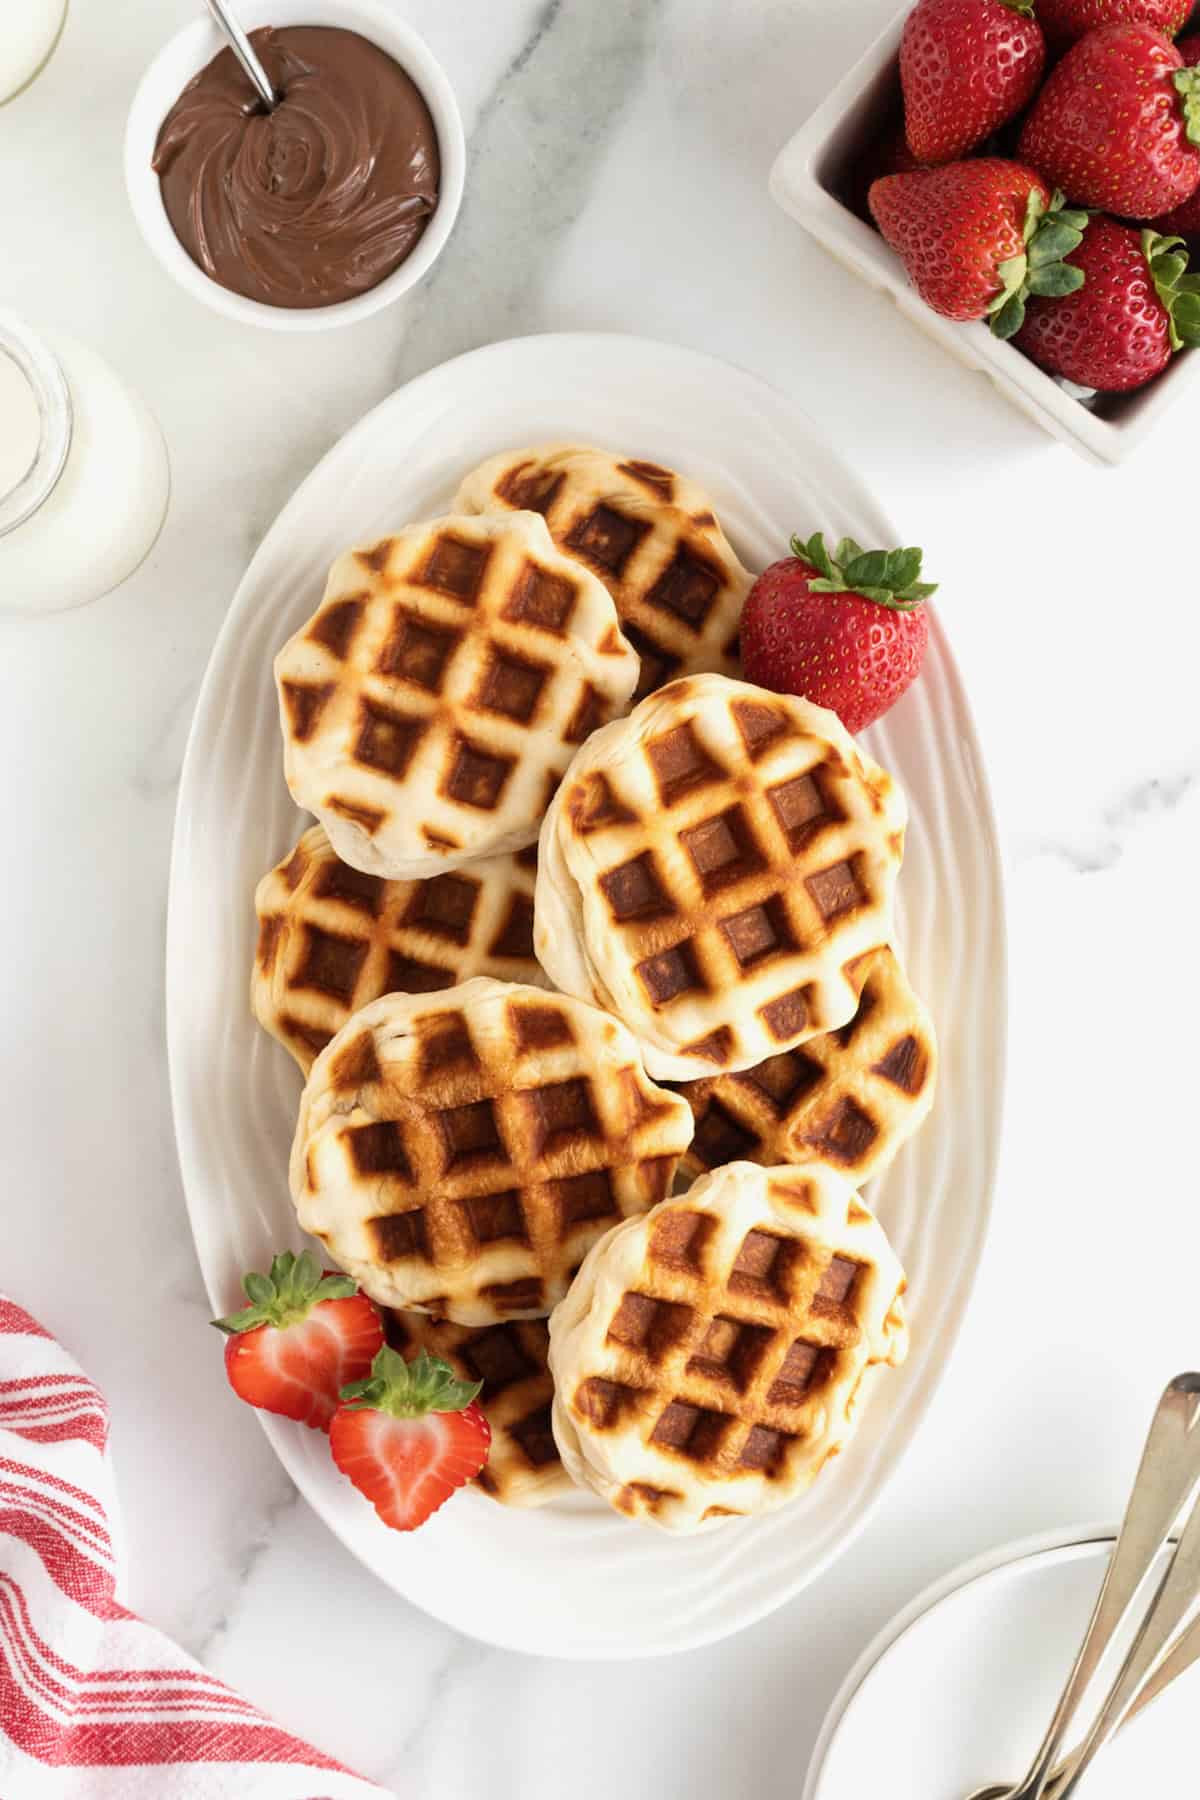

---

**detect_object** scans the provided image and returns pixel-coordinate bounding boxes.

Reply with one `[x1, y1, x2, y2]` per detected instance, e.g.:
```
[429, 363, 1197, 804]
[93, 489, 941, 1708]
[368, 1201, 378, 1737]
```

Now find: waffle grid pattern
[675, 947, 937, 1184]
[536, 675, 908, 1080]
[290, 979, 695, 1326]
[252, 825, 547, 1072]
[548, 1163, 908, 1531]
[275, 512, 638, 879]
[455, 445, 751, 699]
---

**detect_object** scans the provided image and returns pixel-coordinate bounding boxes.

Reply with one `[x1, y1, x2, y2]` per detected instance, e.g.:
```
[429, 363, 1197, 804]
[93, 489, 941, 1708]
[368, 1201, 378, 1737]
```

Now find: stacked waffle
[252, 445, 937, 1532]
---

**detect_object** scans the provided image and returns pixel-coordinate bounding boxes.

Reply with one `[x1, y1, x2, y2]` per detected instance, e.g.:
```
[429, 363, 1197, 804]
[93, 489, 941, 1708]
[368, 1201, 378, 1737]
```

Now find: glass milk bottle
[0, 1, 68, 104]
[0, 315, 170, 614]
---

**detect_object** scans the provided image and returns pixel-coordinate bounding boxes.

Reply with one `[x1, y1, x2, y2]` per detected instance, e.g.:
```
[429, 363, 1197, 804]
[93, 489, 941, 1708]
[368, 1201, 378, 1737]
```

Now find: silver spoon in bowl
[964, 1374, 1200, 1800]
[202, 0, 278, 110]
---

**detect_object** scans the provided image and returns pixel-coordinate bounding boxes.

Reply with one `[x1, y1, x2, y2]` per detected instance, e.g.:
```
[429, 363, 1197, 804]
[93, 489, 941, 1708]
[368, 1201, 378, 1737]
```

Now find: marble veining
[397, 0, 664, 377]
[3, 0, 1200, 1794]
[1014, 763, 1200, 873]
[187, 1471, 302, 1664]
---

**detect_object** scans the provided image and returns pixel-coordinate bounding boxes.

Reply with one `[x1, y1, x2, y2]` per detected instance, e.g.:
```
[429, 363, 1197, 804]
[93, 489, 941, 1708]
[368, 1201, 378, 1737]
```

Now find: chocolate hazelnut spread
[152, 26, 440, 310]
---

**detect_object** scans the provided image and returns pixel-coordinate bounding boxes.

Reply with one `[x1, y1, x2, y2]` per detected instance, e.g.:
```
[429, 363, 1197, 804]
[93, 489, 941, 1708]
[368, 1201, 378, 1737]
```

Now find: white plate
[805, 1526, 1192, 1800]
[166, 332, 1006, 1658]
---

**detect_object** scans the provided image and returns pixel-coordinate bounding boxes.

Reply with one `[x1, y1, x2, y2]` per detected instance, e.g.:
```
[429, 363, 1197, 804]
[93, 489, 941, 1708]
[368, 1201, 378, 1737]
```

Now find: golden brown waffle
[535, 674, 908, 1082]
[274, 512, 639, 881]
[289, 977, 695, 1327]
[455, 445, 750, 700]
[674, 948, 937, 1186]
[384, 1310, 572, 1507]
[548, 1161, 908, 1532]
[252, 824, 548, 1074]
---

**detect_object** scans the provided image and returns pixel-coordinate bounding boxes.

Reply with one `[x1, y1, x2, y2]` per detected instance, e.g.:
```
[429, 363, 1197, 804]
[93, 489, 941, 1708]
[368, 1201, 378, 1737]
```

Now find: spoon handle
[202, 0, 277, 110]
[1049, 1444, 1200, 1799]
[1025, 1595, 1200, 1800]
[1009, 1375, 1200, 1800]
[1118, 1592, 1200, 1721]
[1037, 1593, 1200, 1798]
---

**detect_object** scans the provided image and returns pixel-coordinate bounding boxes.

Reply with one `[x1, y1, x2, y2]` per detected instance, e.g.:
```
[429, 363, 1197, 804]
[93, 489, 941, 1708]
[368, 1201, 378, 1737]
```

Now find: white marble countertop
[5, 0, 1200, 1792]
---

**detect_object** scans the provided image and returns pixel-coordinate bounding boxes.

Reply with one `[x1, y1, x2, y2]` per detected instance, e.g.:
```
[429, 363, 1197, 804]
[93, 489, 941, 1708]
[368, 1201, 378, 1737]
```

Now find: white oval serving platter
[166, 332, 1006, 1658]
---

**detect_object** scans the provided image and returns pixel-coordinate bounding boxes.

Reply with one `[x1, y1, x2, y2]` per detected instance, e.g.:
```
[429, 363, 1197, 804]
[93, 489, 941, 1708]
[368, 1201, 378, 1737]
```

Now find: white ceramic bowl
[124, 0, 465, 333]
[803, 1524, 1190, 1800]
[769, 3, 1200, 464]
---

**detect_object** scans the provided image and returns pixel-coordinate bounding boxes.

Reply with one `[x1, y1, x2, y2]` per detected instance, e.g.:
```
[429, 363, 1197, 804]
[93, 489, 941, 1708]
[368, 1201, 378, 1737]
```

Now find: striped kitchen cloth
[0, 1297, 390, 1797]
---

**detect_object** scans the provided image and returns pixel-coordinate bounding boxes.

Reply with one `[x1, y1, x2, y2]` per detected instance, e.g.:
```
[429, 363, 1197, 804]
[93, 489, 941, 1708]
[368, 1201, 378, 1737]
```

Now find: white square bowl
[768, 3, 1200, 464]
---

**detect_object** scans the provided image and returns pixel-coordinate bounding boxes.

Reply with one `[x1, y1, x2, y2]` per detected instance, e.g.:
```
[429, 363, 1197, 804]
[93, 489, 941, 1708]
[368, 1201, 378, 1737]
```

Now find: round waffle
[674, 947, 937, 1186]
[274, 511, 639, 880]
[252, 824, 548, 1074]
[548, 1160, 909, 1533]
[535, 673, 908, 1082]
[290, 977, 695, 1327]
[455, 444, 750, 700]
[384, 1309, 572, 1507]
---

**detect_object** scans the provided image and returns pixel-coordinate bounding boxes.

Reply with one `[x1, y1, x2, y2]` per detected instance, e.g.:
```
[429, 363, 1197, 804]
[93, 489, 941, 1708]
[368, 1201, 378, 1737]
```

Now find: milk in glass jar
[0, 316, 170, 615]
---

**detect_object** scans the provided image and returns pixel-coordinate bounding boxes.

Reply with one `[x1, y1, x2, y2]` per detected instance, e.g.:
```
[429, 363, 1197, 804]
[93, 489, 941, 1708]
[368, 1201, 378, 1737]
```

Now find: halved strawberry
[213, 1250, 384, 1432]
[330, 1347, 491, 1532]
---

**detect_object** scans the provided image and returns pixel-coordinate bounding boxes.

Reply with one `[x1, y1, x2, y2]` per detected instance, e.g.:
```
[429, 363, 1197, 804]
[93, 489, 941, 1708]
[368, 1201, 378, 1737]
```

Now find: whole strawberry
[740, 534, 935, 734]
[1018, 24, 1200, 218]
[213, 1249, 384, 1431]
[1016, 217, 1200, 387]
[901, 0, 1046, 164]
[1154, 34, 1200, 232]
[1035, 0, 1191, 52]
[870, 161, 1087, 335]
[331, 1347, 491, 1532]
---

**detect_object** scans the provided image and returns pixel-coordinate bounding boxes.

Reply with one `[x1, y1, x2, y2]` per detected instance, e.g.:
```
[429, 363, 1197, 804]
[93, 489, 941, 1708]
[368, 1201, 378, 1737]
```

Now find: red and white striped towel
[0, 1297, 391, 1798]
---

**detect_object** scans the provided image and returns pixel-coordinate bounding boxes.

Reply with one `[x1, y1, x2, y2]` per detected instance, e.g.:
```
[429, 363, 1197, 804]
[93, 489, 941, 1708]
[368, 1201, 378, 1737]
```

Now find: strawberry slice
[213, 1250, 384, 1432]
[330, 1347, 491, 1532]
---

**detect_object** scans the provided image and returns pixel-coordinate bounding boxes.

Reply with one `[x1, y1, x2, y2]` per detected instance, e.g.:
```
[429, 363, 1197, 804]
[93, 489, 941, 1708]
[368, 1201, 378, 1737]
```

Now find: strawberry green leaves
[1144, 230, 1200, 350]
[339, 1346, 483, 1418]
[1175, 65, 1200, 147]
[790, 533, 937, 612]
[989, 188, 1088, 339]
[213, 1249, 358, 1334]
